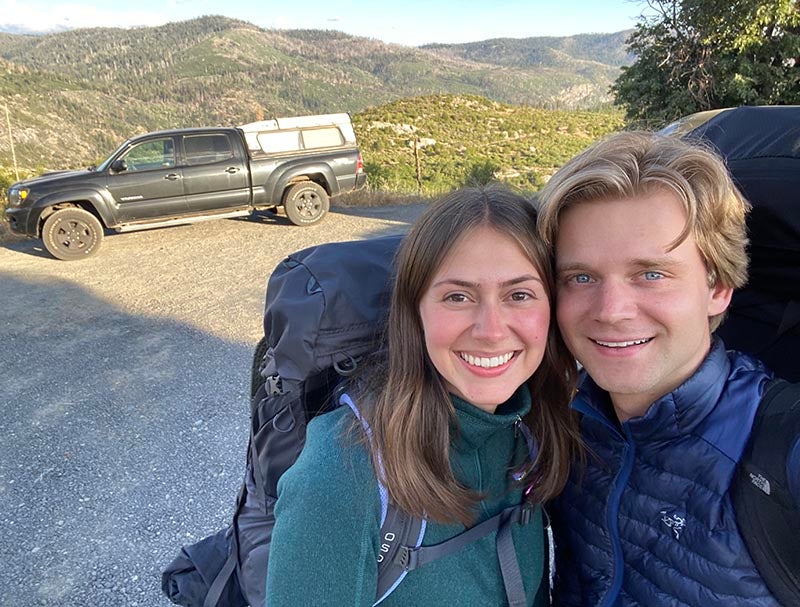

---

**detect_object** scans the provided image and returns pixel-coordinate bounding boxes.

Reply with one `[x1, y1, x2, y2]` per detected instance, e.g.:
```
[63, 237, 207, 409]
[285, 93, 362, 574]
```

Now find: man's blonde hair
[537, 131, 750, 330]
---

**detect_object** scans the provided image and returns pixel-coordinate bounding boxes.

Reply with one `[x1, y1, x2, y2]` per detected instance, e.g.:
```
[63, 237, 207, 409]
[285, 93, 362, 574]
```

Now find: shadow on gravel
[332, 202, 425, 225]
[236, 208, 293, 226]
[1, 235, 53, 259]
[242, 204, 425, 236]
[0, 274, 252, 607]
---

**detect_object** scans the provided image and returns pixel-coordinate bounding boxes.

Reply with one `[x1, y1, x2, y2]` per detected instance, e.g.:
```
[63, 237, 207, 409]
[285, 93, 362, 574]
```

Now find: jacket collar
[450, 385, 531, 452]
[573, 339, 731, 442]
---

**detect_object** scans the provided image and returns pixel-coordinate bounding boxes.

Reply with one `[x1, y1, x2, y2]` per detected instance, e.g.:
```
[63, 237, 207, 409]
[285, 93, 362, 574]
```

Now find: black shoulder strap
[733, 379, 800, 605]
[374, 501, 425, 603]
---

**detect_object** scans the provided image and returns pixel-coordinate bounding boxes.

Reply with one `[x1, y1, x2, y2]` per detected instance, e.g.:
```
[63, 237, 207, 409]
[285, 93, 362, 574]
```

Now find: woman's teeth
[460, 352, 514, 368]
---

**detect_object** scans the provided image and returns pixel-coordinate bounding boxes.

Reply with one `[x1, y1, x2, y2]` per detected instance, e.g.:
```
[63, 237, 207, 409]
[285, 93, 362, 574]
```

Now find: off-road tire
[42, 208, 104, 261]
[282, 182, 329, 226]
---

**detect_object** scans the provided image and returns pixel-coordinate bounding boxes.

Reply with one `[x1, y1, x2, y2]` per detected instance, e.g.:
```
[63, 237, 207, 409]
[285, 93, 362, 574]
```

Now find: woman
[266, 184, 580, 606]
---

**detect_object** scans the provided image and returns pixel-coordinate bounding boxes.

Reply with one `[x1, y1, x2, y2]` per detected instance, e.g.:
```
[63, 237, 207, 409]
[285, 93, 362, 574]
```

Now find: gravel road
[0, 204, 425, 607]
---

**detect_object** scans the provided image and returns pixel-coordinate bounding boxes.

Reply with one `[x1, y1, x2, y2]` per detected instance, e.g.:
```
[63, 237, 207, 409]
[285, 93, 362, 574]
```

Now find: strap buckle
[265, 374, 283, 396]
[394, 546, 419, 571]
[519, 504, 532, 526]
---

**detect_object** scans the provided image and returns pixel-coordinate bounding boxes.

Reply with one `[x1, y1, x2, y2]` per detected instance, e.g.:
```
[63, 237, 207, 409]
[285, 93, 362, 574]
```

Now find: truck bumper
[354, 172, 367, 190]
[5, 207, 36, 236]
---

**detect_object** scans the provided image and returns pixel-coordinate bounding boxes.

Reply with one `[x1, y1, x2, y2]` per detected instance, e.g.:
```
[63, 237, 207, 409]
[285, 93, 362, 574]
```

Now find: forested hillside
[0, 16, 627, 199]
[422, 31, 631, 74]
[354, 95, 623, 194]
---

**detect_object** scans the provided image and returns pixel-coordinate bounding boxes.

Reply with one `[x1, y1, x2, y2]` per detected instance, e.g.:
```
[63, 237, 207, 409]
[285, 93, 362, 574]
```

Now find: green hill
[0, 16, 627, 198]
[354, 95, 623, 194]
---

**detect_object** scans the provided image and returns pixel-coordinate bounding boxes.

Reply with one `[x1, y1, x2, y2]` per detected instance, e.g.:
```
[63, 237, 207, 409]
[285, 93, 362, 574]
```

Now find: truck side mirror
[111, 159, 128, 173]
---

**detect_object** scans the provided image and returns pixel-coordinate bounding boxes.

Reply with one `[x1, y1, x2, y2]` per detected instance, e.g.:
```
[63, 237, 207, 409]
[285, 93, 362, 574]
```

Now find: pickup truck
[5, 113, 366, 260]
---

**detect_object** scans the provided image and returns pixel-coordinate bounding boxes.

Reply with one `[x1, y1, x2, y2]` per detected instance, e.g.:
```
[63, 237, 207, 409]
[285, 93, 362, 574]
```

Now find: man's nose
[593, 279, 637, 323]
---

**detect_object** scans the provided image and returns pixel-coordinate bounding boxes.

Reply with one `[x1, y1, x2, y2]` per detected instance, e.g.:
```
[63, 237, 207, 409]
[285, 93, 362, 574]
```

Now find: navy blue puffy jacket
[551, 339, 793, 606]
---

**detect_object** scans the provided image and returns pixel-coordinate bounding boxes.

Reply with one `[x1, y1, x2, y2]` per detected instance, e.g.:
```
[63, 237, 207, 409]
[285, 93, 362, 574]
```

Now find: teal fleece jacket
[265, 386, 548, 606]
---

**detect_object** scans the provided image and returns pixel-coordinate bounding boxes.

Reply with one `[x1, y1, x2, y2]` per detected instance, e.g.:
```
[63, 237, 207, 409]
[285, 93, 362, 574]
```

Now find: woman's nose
[472, 302, 507, 341]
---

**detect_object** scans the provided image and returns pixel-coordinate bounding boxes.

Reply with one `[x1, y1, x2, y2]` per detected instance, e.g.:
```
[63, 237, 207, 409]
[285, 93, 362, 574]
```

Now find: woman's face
[418, 225, 551, 413]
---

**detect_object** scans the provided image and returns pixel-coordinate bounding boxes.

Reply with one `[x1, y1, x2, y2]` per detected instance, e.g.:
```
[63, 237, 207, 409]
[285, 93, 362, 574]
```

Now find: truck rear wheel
[42, 208, 104, 260]
[282, 182, 329, 226]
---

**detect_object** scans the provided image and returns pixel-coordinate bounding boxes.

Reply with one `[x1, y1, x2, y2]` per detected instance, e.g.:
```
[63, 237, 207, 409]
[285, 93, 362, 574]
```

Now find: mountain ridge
[0, 16, 629, 175]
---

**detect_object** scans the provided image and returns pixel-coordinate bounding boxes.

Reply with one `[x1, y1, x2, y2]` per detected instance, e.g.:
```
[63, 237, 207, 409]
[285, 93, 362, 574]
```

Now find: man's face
[554, 190, 732, 421]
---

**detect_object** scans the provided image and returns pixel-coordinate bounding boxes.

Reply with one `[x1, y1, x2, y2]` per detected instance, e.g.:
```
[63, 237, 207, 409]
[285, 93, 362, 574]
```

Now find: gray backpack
[162, 234, 532, 607]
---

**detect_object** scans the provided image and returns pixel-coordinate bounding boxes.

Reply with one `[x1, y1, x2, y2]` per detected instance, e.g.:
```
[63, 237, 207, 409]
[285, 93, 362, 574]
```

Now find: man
[536, 131, 799, 606]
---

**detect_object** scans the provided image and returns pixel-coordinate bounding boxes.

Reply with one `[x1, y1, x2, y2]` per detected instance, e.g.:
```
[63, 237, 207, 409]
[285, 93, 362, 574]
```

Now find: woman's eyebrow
[431, 275, 543, 288]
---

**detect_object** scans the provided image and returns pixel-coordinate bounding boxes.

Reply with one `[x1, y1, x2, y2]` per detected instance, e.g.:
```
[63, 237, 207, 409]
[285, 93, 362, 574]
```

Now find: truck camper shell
[238, 113, 358, 157]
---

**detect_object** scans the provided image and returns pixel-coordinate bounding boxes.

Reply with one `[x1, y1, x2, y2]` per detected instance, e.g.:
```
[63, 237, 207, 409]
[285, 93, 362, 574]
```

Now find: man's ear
[708, 282, 733, 316]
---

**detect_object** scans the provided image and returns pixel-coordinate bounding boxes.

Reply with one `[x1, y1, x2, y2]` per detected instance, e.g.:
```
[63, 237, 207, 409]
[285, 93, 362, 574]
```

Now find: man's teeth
[594, 338, 652, 348]
[460, 352, 514, 368]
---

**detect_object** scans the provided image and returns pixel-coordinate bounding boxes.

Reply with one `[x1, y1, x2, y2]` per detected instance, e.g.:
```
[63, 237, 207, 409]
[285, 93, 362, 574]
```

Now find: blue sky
[0, 0, 648, 46]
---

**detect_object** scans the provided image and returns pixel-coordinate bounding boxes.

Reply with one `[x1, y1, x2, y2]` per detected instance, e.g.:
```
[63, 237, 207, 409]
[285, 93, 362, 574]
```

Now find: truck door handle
[225, 167, 240, 174]
[164, 173, 181, 181]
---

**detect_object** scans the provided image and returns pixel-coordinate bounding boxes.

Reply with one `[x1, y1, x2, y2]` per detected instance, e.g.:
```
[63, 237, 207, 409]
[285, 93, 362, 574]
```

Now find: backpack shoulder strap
[339, 392, 427, 605]
[375, 503, 532, 607]
[733, 378, 800, 605]
[374, 502, 426, 605]
[342, 391, 534, 607]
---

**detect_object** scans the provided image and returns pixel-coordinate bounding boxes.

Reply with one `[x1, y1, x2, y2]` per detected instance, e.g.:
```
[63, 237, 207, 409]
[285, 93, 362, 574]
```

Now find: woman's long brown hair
[353, 184, 581, 526]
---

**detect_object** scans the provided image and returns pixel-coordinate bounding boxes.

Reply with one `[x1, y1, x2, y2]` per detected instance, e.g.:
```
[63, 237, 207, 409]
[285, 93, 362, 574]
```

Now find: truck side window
[184, 134, 234, 166]
[122, 138, 175, 172]
[301, 127, 344, 149]
[255, 130, 302, 154]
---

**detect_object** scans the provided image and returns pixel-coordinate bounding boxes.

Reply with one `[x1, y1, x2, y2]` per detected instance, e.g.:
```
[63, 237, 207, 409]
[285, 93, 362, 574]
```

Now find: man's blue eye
[574, 274, 591, 284]
[644, 271, 663, 280]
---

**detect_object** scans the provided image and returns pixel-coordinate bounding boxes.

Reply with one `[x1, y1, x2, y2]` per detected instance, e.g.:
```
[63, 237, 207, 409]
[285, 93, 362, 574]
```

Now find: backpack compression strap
[733, 379, 800, 605]
[387, 503, 532, 607]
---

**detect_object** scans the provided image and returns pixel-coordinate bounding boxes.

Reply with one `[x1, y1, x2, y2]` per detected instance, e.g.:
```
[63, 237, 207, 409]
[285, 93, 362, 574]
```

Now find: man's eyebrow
[431, 274, 543, 288]
[555, 262, 590, 274]
[629, 257, 684, 269]
[555, 257, 685, 274]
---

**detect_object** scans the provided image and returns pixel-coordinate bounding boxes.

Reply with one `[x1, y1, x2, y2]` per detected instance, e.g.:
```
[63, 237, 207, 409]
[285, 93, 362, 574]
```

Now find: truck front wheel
[282, 182, 329, 226]
[42, 208, 104, 260]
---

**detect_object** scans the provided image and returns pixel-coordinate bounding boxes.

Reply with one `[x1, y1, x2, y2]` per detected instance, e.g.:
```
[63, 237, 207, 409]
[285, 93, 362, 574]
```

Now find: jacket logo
[748, 472, 771, 495]
[660, 510, 686, 540]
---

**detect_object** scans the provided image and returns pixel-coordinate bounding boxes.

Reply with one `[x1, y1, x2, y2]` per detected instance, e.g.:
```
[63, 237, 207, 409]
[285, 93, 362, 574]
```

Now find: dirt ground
[0, 204, 424, 607]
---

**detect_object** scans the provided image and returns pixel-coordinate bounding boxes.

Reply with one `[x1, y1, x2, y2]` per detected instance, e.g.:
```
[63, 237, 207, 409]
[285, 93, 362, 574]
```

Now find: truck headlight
[7, 187, 29, 207]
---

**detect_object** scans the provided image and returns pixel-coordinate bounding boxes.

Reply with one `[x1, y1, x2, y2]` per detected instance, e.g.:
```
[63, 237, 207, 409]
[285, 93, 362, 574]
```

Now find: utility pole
[414, 136, 422, 195]
[3, 103, 19, 181]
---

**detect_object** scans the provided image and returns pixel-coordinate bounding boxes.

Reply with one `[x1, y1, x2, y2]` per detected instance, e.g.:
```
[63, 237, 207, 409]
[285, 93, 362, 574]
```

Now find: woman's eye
[510, 291, 533, 301]
[644, 271, 663, 280]
[445, 293, 468, 303]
